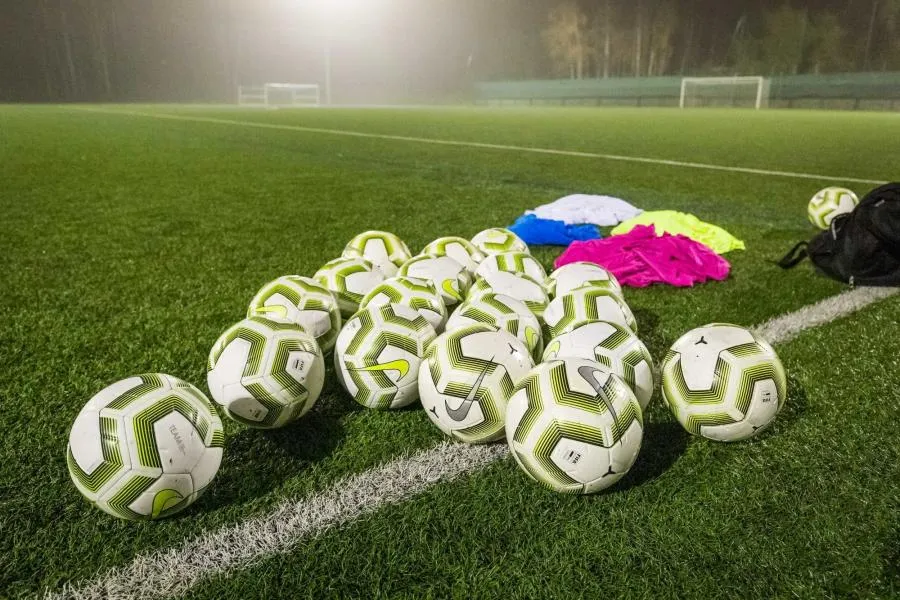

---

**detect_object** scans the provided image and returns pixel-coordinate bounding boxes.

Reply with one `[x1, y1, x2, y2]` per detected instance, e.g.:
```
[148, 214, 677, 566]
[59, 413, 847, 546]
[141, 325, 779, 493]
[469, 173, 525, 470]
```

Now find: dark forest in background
[1, 0, 898, 103]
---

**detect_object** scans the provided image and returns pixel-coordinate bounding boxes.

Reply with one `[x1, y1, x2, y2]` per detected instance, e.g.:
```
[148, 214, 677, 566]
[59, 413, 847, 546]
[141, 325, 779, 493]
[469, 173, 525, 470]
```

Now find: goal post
[679, 76, 770, 109]
[237, 83, 321, 107]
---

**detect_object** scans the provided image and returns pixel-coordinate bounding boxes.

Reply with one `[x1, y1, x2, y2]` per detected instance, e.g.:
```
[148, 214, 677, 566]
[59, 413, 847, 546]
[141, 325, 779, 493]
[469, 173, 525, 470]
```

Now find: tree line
[543, 0, 900, 79]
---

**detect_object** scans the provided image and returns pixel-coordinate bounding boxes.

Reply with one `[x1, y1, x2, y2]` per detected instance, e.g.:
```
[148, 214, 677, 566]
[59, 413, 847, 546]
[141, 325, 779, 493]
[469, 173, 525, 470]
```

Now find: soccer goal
[679, 76, 770, 109]
[237, 83, 321, 107]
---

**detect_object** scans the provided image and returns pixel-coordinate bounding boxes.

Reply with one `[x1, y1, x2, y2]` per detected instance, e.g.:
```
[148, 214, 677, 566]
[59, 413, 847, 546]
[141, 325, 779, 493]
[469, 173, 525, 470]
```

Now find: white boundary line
[67, 107, 888, 186]
[48, 286, 897, 600]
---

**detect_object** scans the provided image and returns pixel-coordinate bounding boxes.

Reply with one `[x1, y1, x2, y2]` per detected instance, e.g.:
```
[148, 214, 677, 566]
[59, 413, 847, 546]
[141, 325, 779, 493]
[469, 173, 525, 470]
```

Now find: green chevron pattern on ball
[807, 186, 859, 230]
[360, 276, 448, 332]
[542, 321, 654, 410]
[335, 303, 437, 410]
[314, 256, 387, 318]
[419, 324, 534, 443]
[247, 275, 342, 353]
[66, 374, 225, 521]
[476, 251, 547, 283]
[421, 236, 486, 273]
[398, 253, 472, 307]
[505, 358, 644, 495]
[342, 230, 413, 275]
[661, 323, 787, 442]
[468, 271, 549, 320]
[470, 228, 530, 255]
[207, 316, 325, 429]
[542, 287, 637, 340]
[446, 292, 543, 361]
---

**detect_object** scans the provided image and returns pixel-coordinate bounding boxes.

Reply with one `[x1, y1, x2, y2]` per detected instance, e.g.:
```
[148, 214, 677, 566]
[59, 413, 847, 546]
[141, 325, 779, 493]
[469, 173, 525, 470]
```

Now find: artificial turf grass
[0, 105, 892, 597]
[189, 295, 900, 600]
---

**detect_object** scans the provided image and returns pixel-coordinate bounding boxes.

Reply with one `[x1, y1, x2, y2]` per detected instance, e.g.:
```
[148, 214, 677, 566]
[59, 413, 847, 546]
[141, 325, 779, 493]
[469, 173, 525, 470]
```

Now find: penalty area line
[66, 106, 888, 186]
[48, 285, 898, 600]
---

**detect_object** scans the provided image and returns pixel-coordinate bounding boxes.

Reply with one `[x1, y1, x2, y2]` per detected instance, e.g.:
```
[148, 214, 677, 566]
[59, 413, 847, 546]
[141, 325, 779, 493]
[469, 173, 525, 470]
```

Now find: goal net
[237, 83, 321, 107]
[680, 77, 770, 109]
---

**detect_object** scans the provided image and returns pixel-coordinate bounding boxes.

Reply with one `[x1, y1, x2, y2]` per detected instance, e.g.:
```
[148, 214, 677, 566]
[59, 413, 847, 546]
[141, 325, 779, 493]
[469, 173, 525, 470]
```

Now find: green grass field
[1, 105, 898, 599]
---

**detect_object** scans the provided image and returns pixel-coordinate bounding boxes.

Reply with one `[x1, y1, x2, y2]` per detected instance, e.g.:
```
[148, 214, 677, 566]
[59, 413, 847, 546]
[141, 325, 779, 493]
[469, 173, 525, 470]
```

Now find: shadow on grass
[614, 417, 690, 493]
[195, 372, 357, 511]
[778, 374, 809, 429]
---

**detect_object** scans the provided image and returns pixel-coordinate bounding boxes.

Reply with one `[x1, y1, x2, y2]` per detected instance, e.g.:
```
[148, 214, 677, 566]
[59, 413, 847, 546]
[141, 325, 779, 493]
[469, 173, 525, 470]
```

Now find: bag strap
[777, 241, 809, 269]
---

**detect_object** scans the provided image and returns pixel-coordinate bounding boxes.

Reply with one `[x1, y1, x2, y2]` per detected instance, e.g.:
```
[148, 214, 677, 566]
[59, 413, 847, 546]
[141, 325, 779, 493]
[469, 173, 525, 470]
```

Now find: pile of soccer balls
[66, 227, 787, 520]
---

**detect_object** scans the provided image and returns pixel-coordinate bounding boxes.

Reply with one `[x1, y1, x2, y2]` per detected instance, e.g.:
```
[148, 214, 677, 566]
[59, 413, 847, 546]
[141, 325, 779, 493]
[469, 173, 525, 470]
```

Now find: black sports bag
[778, 182, 900, 287]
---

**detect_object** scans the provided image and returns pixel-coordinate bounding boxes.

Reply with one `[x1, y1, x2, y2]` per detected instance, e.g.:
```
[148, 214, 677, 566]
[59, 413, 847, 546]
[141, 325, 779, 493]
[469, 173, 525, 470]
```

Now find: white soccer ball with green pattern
[421, 236, 485, 273]
[398, 254, 472, 308]
[543, 321, 654, 410]
[419, 324, 534, 443]
[807, 187, 859, 230]
[475, 251, 547, 283]
[468, 271, 549, 319]
[545, 262, 623, 299]
[314, 256, 387, 318]
[360, 276, 448, 332]
[505, 358, 644, 494]
[247, 275, 342, 353]
[542, 287, 637, 340]
[661, 324, 787, 442]
[67, 373, 224, 520]
[334, 303, 437, 410]
[342, 230, 412, 276]
[207, 316, 325, 428]
[470, 228, 529, 255]
[446, 293, 543, 361]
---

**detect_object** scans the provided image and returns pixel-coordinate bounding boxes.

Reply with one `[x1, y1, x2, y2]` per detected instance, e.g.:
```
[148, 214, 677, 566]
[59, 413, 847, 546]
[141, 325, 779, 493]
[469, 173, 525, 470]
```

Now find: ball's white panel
[344, 270, 386, 298]
[550, 437, 610, 483]
[153, 411, 206, 474]
[207, 337, 252, 408]
[546, 262, 623, 299]
[401, 255, 469, 306]
[191, 447, 223, 493]
[674, 324, 754, 391]
[68, 407, 105, 475]
[222, 382, 268, 423]
[582, 419, 642, 494]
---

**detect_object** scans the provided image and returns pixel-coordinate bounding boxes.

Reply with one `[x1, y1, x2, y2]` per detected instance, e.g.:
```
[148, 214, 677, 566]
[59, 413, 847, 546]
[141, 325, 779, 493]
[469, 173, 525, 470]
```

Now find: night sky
[0, 0, 880, 103]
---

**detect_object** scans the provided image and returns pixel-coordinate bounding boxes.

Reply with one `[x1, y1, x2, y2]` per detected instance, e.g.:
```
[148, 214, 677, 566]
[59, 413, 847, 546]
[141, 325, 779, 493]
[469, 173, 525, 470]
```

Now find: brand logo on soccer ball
[168, 425, 187, 456]
[577, 365, 619, 422]
[446, 358, 493, 421]
[348, 359, 410, 379]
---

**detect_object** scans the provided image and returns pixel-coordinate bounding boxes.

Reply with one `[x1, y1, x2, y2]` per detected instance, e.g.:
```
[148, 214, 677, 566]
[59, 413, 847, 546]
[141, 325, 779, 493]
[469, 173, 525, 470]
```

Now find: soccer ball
[398, 254, 472, 308]
[543, 321, 654, 410]
[545, 262, 623, 299]
[342, 230, 412, 276]
[419, 324, 534, 443]
[468, 271, 549, 319]
[207, 316, 325, 428]
[67, 374, 224, 520]
[807, 187, 859, 230]
[360, 276, 448, 333]
[421, 236, 485, 273]
[475, 251, 547, 283]
[247, 275, 342, 353]
[471, 228, 529, 255]
[543, 287, 637, 340]
[313, 256, 387, 318]
[446, 293, 543, 361]
[505, 358, 643, 494]
[334, 303, 437, 409]
[661, 323, 787, 442]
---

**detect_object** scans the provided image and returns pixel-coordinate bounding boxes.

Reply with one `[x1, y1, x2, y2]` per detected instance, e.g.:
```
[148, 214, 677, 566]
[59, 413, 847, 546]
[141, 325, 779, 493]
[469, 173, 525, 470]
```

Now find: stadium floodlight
[680, 76, 770, 110]
[311, 0, 370, 106]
